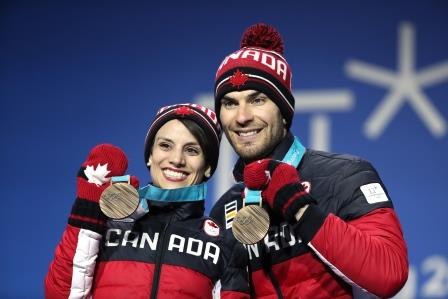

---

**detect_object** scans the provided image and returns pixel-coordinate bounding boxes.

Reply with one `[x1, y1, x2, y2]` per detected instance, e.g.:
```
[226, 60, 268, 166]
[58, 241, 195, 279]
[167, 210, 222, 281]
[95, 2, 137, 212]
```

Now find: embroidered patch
[229, 69, 248, 88]
[203, 219, 220, 237]
[175, 106, 193, 116]
[301, 181, 311, 194]
[360, 183, 389, 204]
[224, 200, 238, 229]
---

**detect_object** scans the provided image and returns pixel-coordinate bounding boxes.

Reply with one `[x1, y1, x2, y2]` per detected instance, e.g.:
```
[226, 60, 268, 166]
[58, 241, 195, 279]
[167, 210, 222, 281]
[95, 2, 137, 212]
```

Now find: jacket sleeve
[219, 233, 251, 299]
[295, 160, 408, 298]
[45, 224, 102, 299]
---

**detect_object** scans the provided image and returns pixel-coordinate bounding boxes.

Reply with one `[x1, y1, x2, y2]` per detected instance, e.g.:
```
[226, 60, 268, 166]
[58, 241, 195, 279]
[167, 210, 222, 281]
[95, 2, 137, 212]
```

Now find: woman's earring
[204, 168, 211, 178]
[147, 158, 152, 167]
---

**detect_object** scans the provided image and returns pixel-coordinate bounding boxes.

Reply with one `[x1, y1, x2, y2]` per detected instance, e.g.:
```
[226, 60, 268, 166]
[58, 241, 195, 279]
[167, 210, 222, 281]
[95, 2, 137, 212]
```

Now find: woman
[45, 103, 249, 298]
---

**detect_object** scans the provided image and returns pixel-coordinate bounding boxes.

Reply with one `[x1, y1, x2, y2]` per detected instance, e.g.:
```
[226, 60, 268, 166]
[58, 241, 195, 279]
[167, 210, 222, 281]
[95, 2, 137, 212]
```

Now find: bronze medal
[100, 183, 140, 219]
[232, 205, 269, 245]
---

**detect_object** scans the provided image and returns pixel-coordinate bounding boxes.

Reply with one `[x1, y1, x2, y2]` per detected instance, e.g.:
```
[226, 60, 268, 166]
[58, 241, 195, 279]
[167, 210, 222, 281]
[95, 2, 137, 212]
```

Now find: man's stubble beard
[225, 127, 286, 162]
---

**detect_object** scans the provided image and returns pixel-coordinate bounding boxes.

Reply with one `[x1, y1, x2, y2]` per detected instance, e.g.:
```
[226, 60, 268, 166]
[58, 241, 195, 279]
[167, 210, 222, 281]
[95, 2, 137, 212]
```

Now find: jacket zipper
[267, 269, 284, 299]
[248, 252, 284, 299]
[150, 215, 173, 299]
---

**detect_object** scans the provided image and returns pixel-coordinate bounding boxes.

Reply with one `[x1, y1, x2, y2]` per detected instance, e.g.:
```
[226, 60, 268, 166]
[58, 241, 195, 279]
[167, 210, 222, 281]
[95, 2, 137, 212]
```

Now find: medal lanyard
[139, 182, 207, 202]
[129, 182, 206, 220]
[244, 137, 306, 204]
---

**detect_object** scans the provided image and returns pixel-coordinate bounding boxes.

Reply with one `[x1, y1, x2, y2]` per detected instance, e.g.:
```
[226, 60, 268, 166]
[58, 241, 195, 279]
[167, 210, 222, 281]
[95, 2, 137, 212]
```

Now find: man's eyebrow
[221, 95, 235, 102]
[246, 91, 264, 100]
[221, 91, 264, 102]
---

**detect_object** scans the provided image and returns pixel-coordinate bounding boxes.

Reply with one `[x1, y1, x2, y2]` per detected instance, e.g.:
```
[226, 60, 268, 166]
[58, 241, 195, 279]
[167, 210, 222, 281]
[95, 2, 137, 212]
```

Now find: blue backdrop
[1, 1, 447, 298]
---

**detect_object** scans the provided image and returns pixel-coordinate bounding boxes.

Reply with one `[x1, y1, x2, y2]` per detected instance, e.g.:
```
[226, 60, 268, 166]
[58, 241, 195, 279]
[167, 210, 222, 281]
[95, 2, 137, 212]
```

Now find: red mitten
[244, 159, 315, 222]
[69, 144, 138, 233]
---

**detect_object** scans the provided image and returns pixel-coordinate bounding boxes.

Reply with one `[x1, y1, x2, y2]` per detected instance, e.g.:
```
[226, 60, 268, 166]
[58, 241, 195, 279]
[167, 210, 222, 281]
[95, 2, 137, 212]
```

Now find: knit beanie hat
[214, 23, 295, 128]
[144, 103, 222, 177]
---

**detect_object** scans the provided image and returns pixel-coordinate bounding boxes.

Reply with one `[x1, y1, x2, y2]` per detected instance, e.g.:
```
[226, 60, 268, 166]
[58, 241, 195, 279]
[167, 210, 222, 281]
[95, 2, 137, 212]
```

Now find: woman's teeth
[163, 169, 186, 179]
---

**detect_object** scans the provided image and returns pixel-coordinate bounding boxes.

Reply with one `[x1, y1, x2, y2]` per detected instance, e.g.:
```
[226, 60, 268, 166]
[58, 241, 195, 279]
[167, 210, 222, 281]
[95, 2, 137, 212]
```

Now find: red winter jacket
[46, 202, 250, 299]
[210, 133, 408, 298]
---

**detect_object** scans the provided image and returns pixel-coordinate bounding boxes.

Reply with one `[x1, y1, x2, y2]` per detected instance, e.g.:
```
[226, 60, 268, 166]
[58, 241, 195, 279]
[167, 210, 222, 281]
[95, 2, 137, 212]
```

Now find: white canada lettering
[204, 242, 220, 265]
[242, 50, 260, 61]
[244, 243, 260, 260]
[218, 49, 289, 81]
[106, 229, 160, 249]
[264, 226, 280, 251]
[186, 238, 203, 256]
[168, 234, 185, 252]
[244, 223, 303, 260]
[122, 230, 139, 247]
[217, 50, 244, 73]
[140, 232, 159, 250]
[104, 229, 220, 264]
[261, 53, 276, 70]
[279, 223, 297, 247]
[105, 229, 121, 247]
[277, 60, 288, 82]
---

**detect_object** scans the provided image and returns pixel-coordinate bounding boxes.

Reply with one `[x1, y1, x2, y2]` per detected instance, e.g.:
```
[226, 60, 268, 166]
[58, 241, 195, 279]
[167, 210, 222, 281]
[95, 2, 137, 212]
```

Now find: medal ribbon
[139, 182, 207, 202]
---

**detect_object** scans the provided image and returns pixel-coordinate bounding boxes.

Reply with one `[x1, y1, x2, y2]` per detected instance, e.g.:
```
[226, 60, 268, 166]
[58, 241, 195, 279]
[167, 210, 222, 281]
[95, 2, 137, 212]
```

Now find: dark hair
[149, 119, 214, 177]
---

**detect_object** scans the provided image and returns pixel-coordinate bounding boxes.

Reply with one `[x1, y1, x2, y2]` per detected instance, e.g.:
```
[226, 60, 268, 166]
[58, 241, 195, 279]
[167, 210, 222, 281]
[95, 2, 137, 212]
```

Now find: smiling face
[149, 119, 210, 189]
[219, 90, 287, 161]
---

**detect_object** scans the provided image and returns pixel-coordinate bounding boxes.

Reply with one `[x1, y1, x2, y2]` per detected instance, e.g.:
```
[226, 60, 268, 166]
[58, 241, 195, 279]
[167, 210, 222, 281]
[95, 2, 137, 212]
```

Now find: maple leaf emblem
[203, 219, 220, 236]
[229, 69, 248, 88]
[84, 163, 111, 186]
[208, 220, 218, 228]
[175, 106, 193, 116]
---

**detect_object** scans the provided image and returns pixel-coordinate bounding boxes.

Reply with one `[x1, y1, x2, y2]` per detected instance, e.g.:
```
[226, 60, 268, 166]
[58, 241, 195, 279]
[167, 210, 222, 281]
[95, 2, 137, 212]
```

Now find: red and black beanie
[144, 103, 222, 177]
[214, 23, 295, 128]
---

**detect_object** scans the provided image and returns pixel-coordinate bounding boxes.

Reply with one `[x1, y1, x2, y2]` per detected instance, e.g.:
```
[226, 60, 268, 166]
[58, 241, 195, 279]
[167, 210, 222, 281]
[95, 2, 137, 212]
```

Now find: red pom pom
[240, 23, 284, 55]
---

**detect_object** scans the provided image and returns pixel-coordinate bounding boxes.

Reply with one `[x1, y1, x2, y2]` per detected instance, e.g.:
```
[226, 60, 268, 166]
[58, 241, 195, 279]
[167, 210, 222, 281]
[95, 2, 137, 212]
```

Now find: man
[210, 23, 408, 298]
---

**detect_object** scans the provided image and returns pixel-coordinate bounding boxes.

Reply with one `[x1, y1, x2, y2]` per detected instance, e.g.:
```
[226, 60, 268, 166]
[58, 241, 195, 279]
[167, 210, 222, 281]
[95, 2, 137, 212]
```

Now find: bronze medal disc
[100, 183, 140, 219]
[232, 205, 269, 245]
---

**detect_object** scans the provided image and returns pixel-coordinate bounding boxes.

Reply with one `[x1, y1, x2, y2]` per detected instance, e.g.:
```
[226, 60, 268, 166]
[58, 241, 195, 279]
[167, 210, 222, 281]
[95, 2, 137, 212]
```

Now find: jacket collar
[140, 183, 206, 221]
[146, 201, 205, 221]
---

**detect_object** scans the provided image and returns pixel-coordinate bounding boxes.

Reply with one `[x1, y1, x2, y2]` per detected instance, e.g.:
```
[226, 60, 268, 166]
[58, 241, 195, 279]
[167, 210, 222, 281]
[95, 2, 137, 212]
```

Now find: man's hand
[243, 159, 315, 222]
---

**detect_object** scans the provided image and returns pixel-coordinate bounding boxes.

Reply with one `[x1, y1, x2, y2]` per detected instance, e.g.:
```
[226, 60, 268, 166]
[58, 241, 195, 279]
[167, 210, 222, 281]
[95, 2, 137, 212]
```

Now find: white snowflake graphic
[346, 22, 448, 139]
